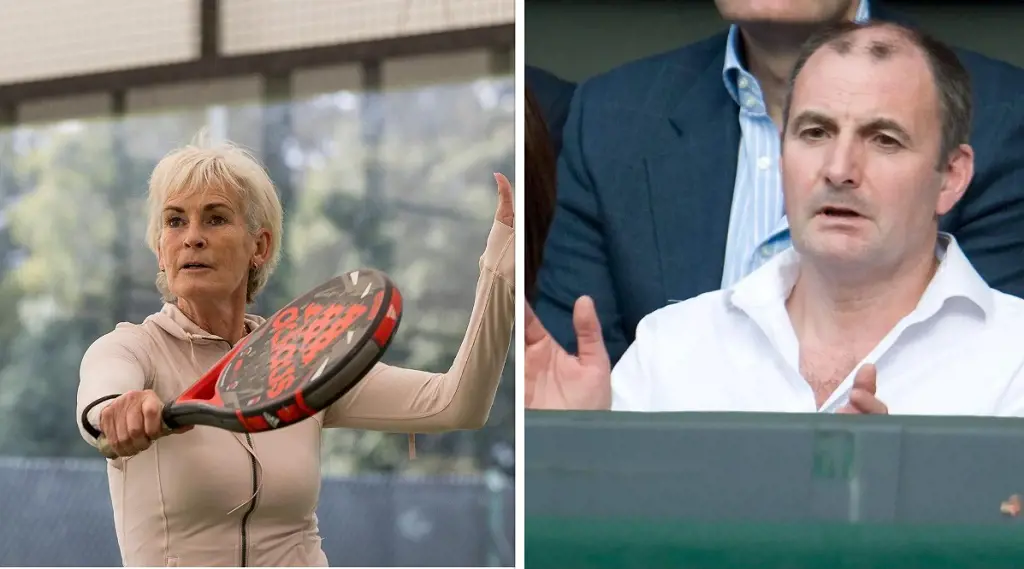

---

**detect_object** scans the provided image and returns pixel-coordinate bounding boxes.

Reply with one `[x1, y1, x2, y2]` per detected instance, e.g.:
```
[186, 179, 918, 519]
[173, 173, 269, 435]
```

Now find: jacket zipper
[240, 433, 259, 566]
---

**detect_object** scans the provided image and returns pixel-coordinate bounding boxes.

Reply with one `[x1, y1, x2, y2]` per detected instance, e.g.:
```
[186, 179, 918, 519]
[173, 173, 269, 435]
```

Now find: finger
[849, 388, 889, 414]
[141, 396, 164, 439]
[113, 406, 134, 457]
[101, 403, 126, 456]
[99, 405, 121, 454]
[99, 404, 115, 439]
[125, 403, 149, 450]
[524, 302, 551, 347]
[133, 437, 153, 455]
[493, 172, 513, 206]
[852, 363, 877, 394]
[493, 172, 514, 226]
[573, 296, 610, 370]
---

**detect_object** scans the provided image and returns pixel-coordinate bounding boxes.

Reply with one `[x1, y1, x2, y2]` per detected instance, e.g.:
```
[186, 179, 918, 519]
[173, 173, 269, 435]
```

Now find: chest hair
[799, 345, 862, 409]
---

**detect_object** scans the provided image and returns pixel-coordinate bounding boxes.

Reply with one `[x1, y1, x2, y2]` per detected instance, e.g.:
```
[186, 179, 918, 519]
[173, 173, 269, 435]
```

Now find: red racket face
[164, 268, 402, 433]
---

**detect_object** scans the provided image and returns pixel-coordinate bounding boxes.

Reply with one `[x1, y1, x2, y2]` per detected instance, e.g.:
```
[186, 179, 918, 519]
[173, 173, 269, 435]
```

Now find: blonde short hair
[145, 134, 283, 304]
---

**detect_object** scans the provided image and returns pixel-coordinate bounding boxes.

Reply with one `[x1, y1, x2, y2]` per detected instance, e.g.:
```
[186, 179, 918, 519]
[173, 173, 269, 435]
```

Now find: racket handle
[95, 423, 175, 460]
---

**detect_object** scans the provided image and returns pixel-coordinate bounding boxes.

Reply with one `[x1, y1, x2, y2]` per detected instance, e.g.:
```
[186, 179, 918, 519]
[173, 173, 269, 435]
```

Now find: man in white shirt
[524, 20, 1024, 416]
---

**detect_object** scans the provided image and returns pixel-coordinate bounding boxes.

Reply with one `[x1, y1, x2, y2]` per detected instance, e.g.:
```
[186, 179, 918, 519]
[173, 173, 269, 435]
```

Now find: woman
[75, 138, 514, 567]
[525, 85, 558, 302]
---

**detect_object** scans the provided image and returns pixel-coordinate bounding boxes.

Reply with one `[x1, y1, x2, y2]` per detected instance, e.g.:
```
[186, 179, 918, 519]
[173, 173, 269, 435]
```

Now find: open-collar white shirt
[611, 234, 1024, 416]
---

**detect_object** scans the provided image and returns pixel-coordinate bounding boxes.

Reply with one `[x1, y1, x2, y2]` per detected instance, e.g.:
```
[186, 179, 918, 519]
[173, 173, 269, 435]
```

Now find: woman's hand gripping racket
[95, 268, 402, 459]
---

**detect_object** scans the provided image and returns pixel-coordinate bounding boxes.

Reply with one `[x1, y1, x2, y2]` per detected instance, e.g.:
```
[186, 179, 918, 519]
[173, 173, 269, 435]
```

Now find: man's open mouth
[818, 206, 862, 218]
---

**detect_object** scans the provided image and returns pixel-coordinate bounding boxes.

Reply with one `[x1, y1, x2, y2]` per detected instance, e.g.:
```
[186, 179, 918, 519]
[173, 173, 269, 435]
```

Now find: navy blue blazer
[526, 65, 576, 156]
[534, 12, 1024, 365]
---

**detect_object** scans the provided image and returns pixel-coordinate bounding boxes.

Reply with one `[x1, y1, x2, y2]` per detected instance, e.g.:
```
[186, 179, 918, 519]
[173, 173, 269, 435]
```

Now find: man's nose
[823, 136, 863, 189]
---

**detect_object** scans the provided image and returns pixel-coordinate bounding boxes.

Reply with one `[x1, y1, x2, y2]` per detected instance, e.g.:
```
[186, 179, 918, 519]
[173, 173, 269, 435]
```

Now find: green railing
[525, 411, 1024, 569]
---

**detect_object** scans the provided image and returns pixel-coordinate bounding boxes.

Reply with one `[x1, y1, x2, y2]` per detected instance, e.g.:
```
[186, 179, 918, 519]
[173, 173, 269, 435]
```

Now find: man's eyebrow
[788, 111, 913, 143]
[858, 118, 912, 142]
[789, 110, 836, 133]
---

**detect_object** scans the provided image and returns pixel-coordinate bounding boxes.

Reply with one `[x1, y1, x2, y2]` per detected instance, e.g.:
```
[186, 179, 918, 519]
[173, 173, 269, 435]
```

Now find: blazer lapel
[644, 51, 741, 304]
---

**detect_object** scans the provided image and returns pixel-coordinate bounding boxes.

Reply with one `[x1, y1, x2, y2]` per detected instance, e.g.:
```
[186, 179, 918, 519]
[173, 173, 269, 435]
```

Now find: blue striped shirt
[719, 0, 872, 288]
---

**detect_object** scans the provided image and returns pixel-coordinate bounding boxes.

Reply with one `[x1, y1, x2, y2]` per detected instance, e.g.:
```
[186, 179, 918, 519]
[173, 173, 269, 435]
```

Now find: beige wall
[222, 0, 514, 55]
[0, 0, 198, 84]
[0, 0, 514, 86]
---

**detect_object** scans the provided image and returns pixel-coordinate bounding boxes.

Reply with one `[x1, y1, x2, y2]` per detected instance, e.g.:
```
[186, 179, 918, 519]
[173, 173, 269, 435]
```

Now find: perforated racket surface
[96, 268, 402, 458]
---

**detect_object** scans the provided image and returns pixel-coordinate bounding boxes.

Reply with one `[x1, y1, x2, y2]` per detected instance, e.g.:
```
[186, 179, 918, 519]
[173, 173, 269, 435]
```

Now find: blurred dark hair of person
[526, 85, 558, 303]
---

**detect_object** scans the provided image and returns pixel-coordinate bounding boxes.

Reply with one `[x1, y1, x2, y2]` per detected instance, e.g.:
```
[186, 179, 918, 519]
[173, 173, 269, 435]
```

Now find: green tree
[0, 124, 121, 457]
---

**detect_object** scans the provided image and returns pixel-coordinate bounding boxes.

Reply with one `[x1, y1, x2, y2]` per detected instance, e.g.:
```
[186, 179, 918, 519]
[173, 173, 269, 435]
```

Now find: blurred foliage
[0, 77, 516, 477]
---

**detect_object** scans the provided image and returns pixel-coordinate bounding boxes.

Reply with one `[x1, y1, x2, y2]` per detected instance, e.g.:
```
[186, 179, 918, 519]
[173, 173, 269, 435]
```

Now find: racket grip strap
[80, 394, 122, 440]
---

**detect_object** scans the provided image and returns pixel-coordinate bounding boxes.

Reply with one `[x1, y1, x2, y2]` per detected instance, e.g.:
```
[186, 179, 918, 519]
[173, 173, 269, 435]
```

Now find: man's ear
[936, 143, 974, 216]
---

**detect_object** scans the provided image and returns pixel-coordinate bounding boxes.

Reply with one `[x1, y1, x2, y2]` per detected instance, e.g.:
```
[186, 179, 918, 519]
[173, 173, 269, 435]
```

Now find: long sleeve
[76, 328, 151, 446]
[322, 218, 514, 432]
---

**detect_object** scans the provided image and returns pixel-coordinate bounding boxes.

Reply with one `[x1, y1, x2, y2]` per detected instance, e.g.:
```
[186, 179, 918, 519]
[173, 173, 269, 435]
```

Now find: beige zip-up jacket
[75, 220, 513, 567]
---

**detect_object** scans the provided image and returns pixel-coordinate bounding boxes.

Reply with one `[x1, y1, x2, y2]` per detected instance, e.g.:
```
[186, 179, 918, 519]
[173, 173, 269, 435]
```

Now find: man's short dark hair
[781, 20, 972, 168]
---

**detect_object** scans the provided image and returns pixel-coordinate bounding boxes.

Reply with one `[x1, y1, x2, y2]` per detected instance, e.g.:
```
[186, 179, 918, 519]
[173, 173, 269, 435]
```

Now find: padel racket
[94, 268, 402, 459]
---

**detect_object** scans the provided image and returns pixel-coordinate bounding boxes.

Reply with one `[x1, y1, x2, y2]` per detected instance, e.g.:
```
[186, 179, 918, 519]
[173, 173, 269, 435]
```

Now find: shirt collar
[727, 232, 996, 321]
[722, 0, 872, 109]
